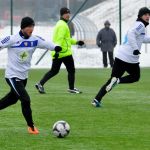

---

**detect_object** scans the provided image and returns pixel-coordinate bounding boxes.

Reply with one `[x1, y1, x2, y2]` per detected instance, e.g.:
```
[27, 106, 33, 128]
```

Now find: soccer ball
[52, 120, 70, 138]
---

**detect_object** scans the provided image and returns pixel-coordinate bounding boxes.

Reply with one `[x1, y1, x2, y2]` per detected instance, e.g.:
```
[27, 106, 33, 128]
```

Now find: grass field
[0, 68, 150, 150]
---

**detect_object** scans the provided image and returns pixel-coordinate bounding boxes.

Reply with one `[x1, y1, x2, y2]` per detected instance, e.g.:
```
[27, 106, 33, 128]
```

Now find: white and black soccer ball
[52, 120, 70, 138]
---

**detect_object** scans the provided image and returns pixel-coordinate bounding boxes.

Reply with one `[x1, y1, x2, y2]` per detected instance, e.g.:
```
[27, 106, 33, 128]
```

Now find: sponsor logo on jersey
[11, 40, 38, 48]
[24, 42, 28, 46]
[31, 42, 33, 47]
[19, 51, 29, 62]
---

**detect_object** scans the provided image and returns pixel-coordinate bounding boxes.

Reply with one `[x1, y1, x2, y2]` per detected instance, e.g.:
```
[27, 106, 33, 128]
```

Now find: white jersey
[0, 32, 56, 79]
[115, 21, 150, 63]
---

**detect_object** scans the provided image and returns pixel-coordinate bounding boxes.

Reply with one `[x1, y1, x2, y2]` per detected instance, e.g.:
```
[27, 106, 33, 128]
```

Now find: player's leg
[92, 58, 125, 107]
[13, 78, 39, 134]
[63, 56, 75, 90]
[0, 78, 38, 134]
[0, 79, 19, 109]
[108, 51, 114, 68]
[0, 92, 18, 109]
[119, 63, 140, 83]
[63, 55, 81, 94]
[102, 51, 108, 68]
[35, 58, 62, 93]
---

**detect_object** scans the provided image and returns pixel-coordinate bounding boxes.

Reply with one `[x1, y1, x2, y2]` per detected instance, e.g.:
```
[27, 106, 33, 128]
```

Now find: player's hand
[54, 46, 62, 59]
[77, 40, 84, 46]
[54, 46, 62, 52]
[133, 50, 141, 55]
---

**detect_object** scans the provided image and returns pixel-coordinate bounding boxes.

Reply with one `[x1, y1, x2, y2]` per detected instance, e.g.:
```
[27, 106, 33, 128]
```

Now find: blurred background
[0, 0, 150, 68]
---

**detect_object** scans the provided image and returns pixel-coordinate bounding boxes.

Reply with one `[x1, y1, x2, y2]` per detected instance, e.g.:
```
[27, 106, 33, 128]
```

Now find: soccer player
[35, 7, 84, 94]
[92, 7, 150, 107]
[0, 17, 61, 134]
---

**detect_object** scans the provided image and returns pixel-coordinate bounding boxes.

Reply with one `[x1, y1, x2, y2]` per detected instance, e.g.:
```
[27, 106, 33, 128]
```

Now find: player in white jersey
[91, 7, 150, 107]
[0, 17, 61, 133]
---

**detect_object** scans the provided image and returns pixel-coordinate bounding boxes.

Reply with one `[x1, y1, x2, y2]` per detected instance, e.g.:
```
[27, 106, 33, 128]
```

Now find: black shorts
[111, 57, 140, 78]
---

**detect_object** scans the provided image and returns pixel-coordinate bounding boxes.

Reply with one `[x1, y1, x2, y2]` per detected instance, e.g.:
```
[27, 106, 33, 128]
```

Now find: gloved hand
[77, 40, 84, 46]
[133, 50, 141, 55]
[54, 46, 62, 59]
[54, 46, 62, 52]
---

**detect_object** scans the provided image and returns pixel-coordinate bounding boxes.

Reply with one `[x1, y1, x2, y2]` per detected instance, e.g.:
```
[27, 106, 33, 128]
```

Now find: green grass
[0, 68, 150, 150]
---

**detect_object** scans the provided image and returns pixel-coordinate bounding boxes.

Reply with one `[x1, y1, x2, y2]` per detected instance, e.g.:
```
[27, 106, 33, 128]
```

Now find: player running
[92, 7, 150, 107]
[0, 17, 61, 134]
[35, 7, 84, 94]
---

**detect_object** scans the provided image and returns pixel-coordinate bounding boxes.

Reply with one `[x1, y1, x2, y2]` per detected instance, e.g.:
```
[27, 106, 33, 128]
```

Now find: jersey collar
[19, 30, 30, 39]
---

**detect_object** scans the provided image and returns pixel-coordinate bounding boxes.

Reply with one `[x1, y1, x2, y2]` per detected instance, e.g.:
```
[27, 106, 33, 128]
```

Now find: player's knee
[20, 95, 31, 105]
[21, 99, 31, 108]
[11, 99, 18, 105]
[45, 69, 59, 77]
[52, 69, 60, 75]
[68, 68, 75, 74]
[54, 70, 59, 75]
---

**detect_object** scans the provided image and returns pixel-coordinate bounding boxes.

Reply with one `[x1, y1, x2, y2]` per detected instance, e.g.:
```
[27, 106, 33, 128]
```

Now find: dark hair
[138, 7, 150, 18]
[21, 17, 35, 29]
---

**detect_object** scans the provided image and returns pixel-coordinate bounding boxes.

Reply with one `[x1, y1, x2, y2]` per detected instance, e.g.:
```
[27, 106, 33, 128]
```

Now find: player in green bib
[36, 7, 84, 94]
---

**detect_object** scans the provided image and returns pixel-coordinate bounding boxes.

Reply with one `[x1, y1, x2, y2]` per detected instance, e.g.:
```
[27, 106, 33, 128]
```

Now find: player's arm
[127, 27, 141, 50]
[0, 35, 21, 50]
[36, 36, 55, 50]
[36, 36, 62, 52]
[128, 23, 145, 55]
[71, 38, 85, 46]
[70, 38, 77, 45]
